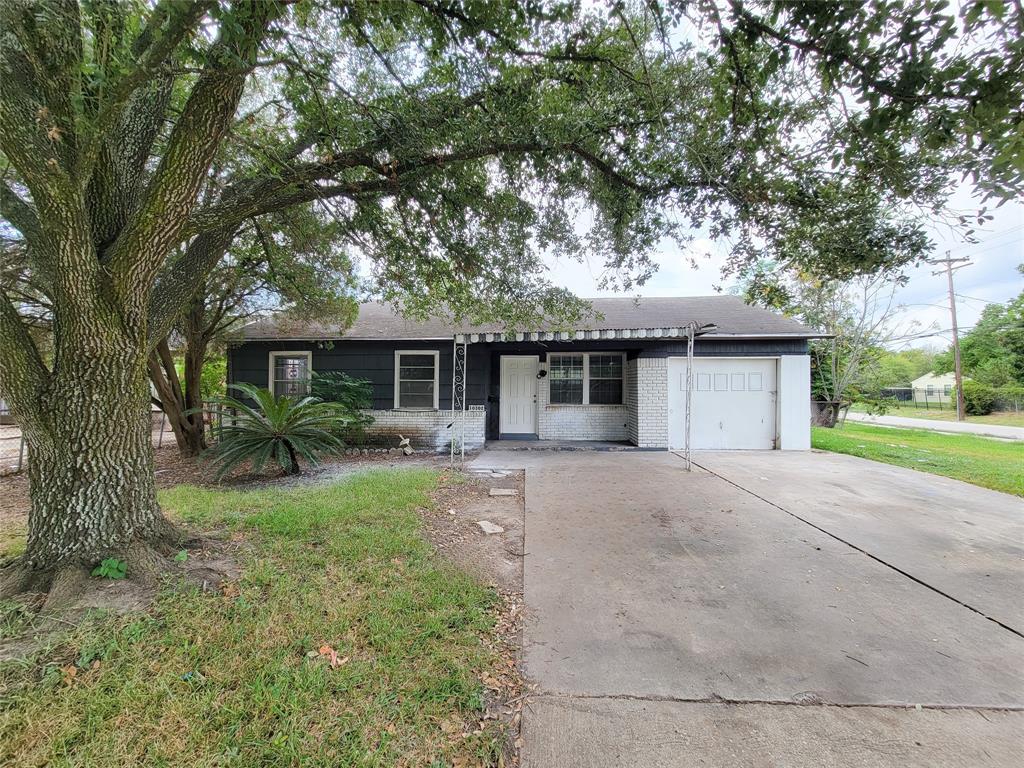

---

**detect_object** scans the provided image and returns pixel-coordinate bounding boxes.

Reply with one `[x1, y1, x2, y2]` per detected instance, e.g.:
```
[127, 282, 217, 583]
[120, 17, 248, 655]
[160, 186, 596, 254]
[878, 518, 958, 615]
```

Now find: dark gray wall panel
[228, 340, 489, 409]
[640, 339, 809, 357]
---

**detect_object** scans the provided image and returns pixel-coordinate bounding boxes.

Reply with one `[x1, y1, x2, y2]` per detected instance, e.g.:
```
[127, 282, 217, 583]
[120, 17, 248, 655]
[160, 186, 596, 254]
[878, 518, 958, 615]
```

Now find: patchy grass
[813, 422, 1024, 496]
[0, 469, 508, 767]
[849, 402, 1024, 428]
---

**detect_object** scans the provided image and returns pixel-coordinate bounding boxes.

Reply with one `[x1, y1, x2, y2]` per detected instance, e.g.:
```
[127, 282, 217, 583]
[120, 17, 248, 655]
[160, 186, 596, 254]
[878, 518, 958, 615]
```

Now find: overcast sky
[543, 186, 1024, 352]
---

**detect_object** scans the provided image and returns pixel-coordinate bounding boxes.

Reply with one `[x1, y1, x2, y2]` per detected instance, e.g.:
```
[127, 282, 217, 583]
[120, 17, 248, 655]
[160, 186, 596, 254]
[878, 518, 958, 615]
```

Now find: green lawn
[848, 402, 1024, 428]
[813, 422, 1024, 496]
[1, 469, 509, 767]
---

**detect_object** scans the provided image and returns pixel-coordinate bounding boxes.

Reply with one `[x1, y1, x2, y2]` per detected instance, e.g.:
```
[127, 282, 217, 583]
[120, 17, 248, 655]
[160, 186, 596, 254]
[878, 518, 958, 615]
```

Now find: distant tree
[934, 281, 1024, 387]
[743, 267, 917, 425]
[858, 348, 939, 391]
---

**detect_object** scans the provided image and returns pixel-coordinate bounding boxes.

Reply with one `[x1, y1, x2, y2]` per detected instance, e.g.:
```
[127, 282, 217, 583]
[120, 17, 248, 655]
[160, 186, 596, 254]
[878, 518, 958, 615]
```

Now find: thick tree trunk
[22, 342, 174, 571]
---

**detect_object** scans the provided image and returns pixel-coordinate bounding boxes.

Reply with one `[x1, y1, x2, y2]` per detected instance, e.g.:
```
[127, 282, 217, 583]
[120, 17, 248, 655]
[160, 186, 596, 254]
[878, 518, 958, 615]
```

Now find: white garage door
[667, 358, 777, 450]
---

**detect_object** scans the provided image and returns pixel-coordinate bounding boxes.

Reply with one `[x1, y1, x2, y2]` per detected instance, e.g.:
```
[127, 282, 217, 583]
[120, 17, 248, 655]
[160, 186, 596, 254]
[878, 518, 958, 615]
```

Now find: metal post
[157, 409, 166, 448]
[450, 338, 457, 467]
[684, 325, 694, 471]
[460, 343, 467, 462]
[450, 340, 468, 464]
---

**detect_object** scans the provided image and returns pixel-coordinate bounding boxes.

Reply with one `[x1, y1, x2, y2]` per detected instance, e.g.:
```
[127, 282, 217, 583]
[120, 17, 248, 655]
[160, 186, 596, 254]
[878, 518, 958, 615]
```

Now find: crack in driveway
[531, 690, 1024, 713]
[687, 455, 1024, 641]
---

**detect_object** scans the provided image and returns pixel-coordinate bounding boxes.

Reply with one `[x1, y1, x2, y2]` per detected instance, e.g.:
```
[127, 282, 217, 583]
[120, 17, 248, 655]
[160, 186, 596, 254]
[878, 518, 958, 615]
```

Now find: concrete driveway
[471, 449, 1024, 767]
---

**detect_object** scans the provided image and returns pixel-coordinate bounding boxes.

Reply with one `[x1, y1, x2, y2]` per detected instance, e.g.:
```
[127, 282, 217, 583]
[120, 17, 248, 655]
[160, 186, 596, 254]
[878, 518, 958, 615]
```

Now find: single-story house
[910, 372, 961, 402]
[226, 296, 822, 452]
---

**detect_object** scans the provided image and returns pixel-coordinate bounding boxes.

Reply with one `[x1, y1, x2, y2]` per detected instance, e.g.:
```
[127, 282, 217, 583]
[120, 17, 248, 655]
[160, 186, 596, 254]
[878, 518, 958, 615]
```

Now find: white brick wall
[536, 369, 629, 441]
[626, 358, 639, 444]
[632, 357, 668, 448]
[361, 406, 485, 452]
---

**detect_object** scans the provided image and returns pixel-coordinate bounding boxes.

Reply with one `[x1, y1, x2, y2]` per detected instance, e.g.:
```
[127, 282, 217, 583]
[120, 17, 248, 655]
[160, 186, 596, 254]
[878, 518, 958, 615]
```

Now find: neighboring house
[226, 296, 822, 452]
[910, 372, 961, 402]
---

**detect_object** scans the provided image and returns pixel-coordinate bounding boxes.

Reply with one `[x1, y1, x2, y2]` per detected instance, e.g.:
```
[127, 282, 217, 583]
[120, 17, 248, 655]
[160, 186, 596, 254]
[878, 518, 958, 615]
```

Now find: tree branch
[104, 1, 281, 313]
[0, 292, 50, 427]
[147, 225, 240, 346]
[76, 1, 212, 184]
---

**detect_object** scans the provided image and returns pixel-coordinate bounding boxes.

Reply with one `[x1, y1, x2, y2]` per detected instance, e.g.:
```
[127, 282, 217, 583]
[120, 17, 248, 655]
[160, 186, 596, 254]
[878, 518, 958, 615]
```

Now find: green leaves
[202, 383, 354, 479]
[91, 558, 127, 580]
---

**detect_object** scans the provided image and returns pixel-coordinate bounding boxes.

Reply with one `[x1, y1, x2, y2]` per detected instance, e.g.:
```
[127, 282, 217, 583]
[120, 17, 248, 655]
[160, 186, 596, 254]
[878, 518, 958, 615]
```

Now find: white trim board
[393, 349, 441, 410]
[267, 350, 313, 395]
[547, 351, 626, 406]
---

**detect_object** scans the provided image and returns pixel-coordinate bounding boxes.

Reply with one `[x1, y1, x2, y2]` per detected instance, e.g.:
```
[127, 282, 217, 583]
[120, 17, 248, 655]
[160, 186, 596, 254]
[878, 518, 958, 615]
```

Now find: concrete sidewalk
[844, 410, 1024, 440]
[470, 450, 1024, 767]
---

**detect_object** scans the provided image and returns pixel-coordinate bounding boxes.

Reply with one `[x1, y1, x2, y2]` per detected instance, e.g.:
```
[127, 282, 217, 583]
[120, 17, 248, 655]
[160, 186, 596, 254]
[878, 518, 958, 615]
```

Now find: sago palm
[203, 383, 351, 479]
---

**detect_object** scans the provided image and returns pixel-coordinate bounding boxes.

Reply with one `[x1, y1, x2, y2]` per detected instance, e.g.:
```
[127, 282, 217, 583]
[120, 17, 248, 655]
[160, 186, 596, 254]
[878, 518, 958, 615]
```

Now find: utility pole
[928, 252, 972, 421]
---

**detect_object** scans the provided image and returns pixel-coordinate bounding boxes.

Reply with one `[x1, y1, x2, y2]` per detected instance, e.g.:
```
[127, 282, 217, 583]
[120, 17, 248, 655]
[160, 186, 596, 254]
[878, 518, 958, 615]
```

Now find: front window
[549, 354, 584, 404]
[943, 384, 952, 396]
[927, 385, 935, 396]
[548, 352, 624, 405]
[270, 352, 311, 397]
[589, 354, 624, 404]
[395, 351, 439, 409]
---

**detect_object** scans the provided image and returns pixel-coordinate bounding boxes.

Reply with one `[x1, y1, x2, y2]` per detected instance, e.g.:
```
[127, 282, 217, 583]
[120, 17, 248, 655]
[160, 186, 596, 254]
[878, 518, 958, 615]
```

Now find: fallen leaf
[317, 644, 348, 668]
[220, 581, 240, 598]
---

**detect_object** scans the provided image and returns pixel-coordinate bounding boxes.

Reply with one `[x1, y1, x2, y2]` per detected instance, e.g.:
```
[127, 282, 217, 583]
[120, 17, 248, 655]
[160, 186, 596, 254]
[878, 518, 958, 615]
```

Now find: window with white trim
[548, 352, 625, 405]
[943, 384, 952, 396]
[269, 351, 312, 397]
[394, 350, 439, 409]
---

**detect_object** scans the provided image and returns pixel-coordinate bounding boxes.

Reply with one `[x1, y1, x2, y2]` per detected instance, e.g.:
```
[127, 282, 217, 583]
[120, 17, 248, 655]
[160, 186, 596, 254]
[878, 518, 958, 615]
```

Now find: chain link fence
[0, 405, 223, 476]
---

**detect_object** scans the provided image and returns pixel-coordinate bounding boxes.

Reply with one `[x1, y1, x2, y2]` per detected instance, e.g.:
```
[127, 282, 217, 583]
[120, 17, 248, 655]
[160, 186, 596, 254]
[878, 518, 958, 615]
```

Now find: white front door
[667, 357, 777, 450]
[500, 355, 539, 436]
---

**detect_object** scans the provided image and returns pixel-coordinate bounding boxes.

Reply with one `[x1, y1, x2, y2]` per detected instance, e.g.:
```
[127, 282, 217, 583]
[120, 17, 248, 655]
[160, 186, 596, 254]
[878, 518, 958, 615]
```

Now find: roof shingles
[239, 296, 820, 341]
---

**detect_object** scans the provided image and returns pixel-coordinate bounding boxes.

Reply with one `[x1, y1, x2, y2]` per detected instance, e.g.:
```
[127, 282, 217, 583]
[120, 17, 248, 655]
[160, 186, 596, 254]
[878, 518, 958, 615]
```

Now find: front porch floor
[483, 439, 651, 451]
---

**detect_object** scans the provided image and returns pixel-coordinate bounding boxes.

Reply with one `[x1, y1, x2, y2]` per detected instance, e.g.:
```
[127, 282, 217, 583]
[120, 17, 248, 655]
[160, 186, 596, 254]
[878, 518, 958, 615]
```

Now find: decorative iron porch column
[450, 337, 468, 465]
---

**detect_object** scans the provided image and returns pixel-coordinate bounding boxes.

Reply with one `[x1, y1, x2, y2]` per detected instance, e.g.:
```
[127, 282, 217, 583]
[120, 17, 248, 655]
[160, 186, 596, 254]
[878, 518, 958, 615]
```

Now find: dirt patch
[424, 468, 525, 593]
[422, 467, 528, 765]
[0, 534, 242, 662]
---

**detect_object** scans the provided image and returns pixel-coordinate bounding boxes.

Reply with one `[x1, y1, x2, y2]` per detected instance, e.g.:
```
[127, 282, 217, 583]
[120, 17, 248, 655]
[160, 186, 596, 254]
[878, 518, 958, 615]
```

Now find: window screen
[272, 355, 310, 397]
[588, 354, 624, 404]
[397, 353, 437, 408]
[549, 354, 584, 404]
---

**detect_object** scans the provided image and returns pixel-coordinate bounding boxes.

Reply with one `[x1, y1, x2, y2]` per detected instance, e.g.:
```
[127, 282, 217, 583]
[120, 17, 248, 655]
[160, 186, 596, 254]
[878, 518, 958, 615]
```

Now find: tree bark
[20, 337, 176, 571]
[148, 336, 207, 457]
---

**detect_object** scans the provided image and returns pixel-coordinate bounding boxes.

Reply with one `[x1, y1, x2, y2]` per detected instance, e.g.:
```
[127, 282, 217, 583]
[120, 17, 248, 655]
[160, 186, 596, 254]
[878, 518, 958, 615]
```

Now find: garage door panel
[667, 358, 777, 450]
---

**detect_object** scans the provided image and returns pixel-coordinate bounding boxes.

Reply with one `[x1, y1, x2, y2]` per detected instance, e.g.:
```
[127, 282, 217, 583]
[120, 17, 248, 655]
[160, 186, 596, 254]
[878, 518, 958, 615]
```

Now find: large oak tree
[0, 0, 1019, 600]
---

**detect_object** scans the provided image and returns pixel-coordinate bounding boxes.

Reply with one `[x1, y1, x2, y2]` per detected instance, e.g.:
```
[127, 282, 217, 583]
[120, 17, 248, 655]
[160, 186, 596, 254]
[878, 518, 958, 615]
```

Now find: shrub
[994, 385, 1024, 412]
[309, 371, 374, 438]
[204, 383, 353, 478]
[856, 394, 898, 416]
[960, 380, 996, 415]
[310, 371, 373, 410]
